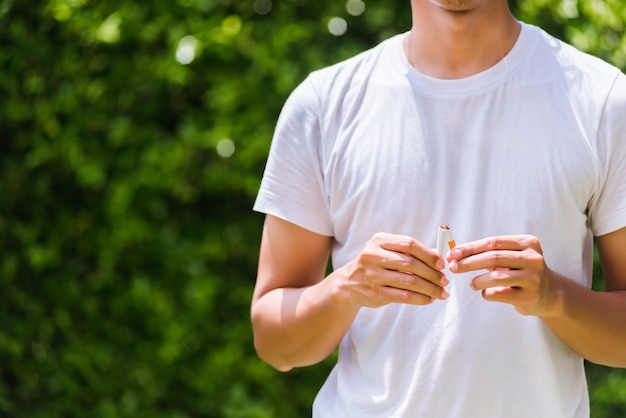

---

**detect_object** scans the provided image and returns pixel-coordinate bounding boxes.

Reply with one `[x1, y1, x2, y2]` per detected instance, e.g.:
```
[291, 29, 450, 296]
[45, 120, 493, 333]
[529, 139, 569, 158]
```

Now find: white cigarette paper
[437, 225, 456, 257]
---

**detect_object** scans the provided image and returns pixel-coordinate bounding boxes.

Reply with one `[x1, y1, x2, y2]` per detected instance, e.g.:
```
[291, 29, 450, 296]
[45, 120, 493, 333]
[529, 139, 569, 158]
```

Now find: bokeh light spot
[176, 35, 198, 65]
[96, 13, 121, 43]
[253, 0, 272, 15]
[558, 0, 579, 19]
[222, 15, 242, 36]
[346, 0, 365, 16]
[328, 17, 347, 36]
[217, 138, 235, 158]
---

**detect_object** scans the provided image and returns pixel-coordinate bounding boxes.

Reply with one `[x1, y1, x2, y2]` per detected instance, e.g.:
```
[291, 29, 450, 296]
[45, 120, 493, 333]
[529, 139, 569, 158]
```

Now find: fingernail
[436, 259, 445, 270]
[449, 248, 461, 258]
[440, 275, 449, 286]
[441, 288, 450, 300]
[449, 260, 458, 273]
[469, 279, 476, 291]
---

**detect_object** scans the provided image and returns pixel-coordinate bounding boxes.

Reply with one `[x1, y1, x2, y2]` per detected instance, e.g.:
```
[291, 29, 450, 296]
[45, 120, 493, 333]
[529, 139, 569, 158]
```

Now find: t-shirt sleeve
[253, 75, 333, 236]
[589, 71, 626, 237]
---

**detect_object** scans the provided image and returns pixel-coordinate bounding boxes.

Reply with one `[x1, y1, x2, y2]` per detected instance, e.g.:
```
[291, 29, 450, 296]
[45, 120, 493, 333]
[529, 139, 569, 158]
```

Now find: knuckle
[371, 232, 386, 241]
[398, 289, 411, 303]
[394, 236, 416, 251]
[403, 273, 416, 288]
[528, 247, 543, 260]
[489, 251, 505, 267]
[523, 235, 542, 250]
[372, 232, 393, 244]
[400, 253, 414, 269]
[359, 247, 378, 264]
[354, 264, 369, 281]
[491, 270, 507, 281]
[525, 251, 545, 269]
[492, 251, 504, 261]
[486, 237, 500, 250]
[404, 237, 419, 249]
[369, 233, 386, 247]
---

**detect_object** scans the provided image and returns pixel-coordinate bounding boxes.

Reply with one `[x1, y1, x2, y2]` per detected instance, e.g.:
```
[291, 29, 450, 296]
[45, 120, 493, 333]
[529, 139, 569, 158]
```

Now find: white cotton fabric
[254, 22, 626, 418]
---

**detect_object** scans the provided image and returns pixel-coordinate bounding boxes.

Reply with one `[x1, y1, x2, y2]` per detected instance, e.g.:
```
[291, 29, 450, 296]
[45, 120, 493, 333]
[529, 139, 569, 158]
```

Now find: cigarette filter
[437, 225, 456, 257]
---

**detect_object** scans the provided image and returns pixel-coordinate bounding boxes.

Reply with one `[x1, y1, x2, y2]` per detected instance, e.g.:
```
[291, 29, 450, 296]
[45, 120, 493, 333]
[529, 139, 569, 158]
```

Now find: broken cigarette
[437, 225, 456, 257]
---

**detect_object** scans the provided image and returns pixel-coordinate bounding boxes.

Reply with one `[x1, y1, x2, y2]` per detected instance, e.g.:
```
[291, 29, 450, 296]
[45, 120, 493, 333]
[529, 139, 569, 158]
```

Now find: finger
[471, 267, 545, 306]
[369, 233, 446, 283]
[358, 242, 447, 290]
[481, 286, 521, 303]
[376, 233, 445, 270]
[378, 285, 435, 305]
[384, 270, 450, 301]
[470, 268, 524, 291]
[448, 235, 541, 262]
[379, 251, 449, 287]
[450, 250, 529, 273]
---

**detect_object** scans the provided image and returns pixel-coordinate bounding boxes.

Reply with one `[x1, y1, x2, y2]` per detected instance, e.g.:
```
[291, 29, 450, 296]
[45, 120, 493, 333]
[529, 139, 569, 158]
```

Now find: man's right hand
[252, 217, 449, 371]
[336, 232, 450, 309]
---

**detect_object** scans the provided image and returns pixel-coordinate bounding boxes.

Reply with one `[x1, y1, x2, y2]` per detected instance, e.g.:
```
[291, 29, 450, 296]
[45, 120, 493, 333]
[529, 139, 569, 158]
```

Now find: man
[251, 0, 626, 416]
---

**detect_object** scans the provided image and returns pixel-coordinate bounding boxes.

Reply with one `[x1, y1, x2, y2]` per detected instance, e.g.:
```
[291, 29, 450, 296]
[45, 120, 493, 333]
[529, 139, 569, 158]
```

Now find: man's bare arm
[541, 227, 626, 367]
[251, 215, 449, 371]
[448, 227, 626, 367]
[251, 215, 357, 371]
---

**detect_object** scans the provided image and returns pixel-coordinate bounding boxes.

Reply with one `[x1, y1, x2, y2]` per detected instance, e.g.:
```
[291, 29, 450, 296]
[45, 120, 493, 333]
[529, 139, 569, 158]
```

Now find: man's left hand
[447, 235, 562, 317]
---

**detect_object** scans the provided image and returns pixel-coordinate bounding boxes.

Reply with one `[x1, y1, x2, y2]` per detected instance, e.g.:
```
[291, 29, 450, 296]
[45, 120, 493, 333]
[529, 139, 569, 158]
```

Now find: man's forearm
[251, 274, 359, 371]
[542, 273, 626, 367]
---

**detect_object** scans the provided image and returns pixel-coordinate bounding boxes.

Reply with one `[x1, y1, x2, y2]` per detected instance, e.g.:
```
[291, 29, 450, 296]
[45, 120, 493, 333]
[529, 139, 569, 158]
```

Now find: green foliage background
[1, 0, 625, 416]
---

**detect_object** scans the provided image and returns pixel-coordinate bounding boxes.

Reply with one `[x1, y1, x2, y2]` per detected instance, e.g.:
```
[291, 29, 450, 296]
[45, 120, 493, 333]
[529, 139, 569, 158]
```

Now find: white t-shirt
[254, 22, 626, 417]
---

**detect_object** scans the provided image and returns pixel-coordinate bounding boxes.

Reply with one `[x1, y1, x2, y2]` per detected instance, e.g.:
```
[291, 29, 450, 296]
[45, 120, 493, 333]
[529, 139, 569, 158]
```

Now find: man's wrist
[540, 269, 568, 318]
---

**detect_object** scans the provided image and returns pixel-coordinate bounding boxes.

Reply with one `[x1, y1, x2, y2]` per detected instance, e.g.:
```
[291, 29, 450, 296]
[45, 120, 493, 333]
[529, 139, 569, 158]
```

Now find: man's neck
[405, 1, 521, 79]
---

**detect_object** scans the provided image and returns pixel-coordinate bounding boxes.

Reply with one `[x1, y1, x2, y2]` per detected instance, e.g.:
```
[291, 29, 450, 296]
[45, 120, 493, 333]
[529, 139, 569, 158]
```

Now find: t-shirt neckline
[394, 21, 535, 96]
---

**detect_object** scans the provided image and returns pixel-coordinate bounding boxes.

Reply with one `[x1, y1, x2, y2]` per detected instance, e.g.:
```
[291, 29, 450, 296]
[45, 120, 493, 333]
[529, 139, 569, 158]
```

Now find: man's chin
[427, 0, 479, 13]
